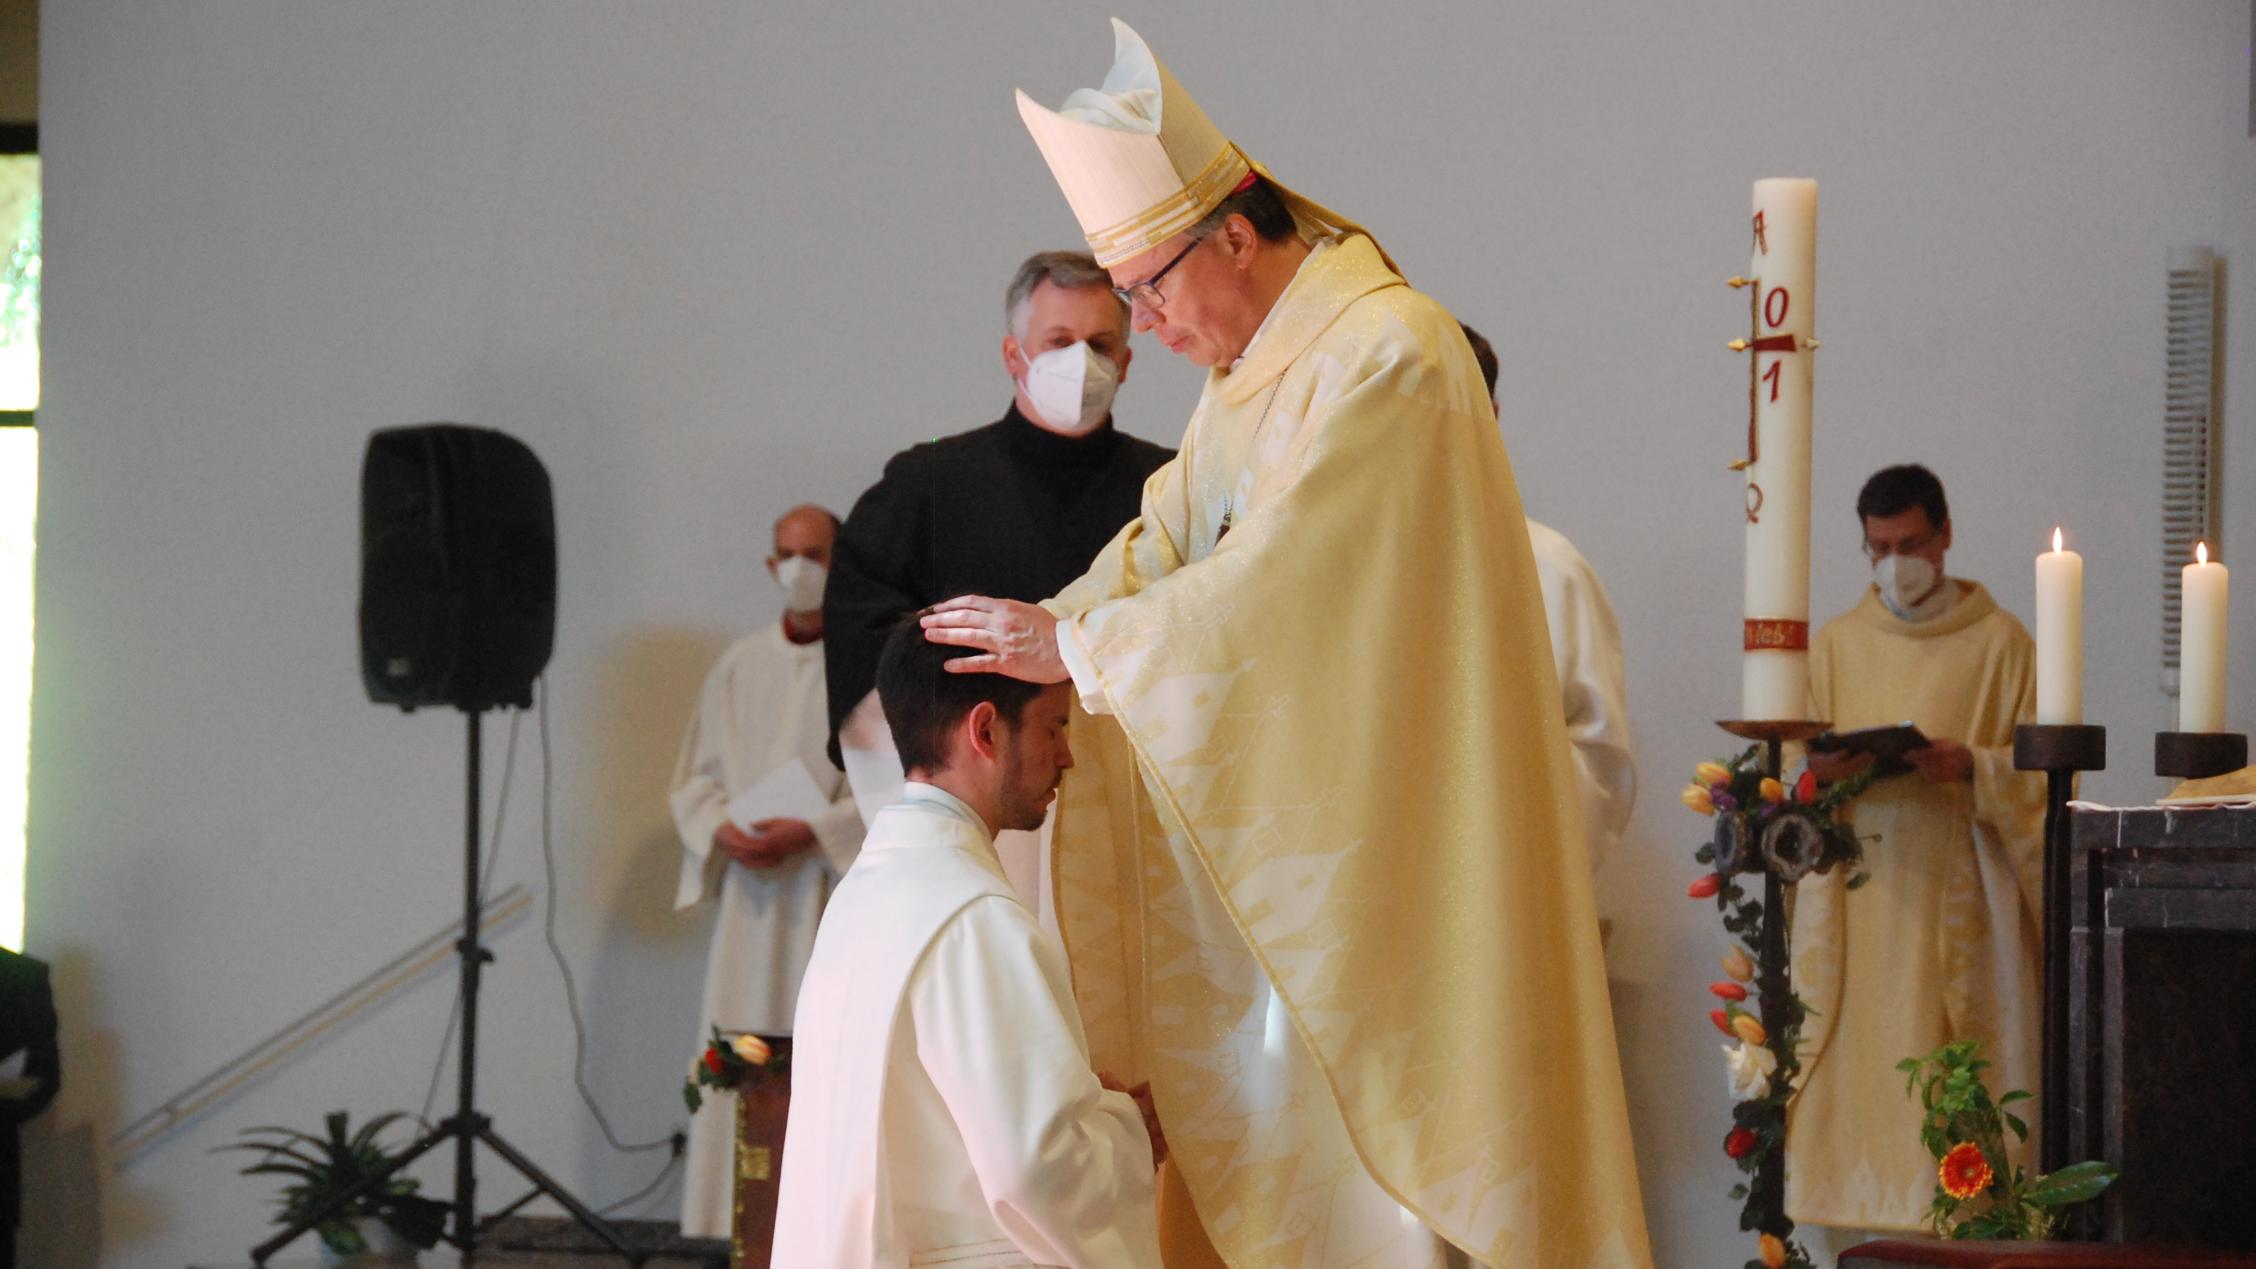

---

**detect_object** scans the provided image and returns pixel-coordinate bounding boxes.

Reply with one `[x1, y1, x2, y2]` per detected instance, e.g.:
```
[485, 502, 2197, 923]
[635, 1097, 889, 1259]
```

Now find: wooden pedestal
[730, 1076, 792, 1269]
[1840, 1238, 2248, 1267]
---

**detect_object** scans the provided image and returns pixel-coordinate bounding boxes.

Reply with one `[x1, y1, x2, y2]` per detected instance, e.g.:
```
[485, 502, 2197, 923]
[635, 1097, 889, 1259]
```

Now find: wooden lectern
[729, 1073, 791, 1267]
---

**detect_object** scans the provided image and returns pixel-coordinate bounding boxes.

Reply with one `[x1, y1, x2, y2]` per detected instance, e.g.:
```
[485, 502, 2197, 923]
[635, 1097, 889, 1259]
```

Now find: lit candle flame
[2198, 541, 2210, 566]
[2052, 526, 2063, 553]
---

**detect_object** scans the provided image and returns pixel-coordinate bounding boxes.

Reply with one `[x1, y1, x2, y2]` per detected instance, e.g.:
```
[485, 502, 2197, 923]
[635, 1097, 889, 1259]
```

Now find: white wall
[25, 4, 2256, 1265]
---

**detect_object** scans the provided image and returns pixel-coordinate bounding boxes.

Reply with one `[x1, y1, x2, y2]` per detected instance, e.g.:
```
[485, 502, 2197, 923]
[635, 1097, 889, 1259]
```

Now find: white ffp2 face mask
[1874, 553, 1941, 619]
[774, 556, 828, 614]
[1019, 340, 1120, 436]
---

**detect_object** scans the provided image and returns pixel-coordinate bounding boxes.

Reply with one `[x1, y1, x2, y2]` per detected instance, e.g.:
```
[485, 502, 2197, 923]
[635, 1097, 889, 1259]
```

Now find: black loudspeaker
[359, 424, 555, 712]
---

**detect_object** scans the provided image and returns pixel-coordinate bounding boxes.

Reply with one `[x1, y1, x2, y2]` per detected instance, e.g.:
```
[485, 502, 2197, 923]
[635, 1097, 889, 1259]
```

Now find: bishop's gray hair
[1004, 250, 1129, 341]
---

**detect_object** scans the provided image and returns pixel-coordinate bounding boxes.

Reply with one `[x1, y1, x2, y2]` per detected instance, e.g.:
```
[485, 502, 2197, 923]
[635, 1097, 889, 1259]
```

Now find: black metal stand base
[2013, 723, 2105, 1191]
[249, 712, 642, 1267]
[2155, 730, 2248, 781]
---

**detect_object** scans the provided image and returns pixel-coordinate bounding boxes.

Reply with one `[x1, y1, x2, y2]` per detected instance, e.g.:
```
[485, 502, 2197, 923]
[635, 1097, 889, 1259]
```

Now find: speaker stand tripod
[252, 711, 643, 1265]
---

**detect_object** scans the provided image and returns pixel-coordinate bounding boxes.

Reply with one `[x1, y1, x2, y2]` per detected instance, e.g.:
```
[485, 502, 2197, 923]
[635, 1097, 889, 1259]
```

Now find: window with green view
[1, 145, 40, 952]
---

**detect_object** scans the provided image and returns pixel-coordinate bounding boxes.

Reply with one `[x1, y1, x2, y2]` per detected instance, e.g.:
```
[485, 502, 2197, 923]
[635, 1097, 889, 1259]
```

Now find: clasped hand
[715, 817, 816, 870]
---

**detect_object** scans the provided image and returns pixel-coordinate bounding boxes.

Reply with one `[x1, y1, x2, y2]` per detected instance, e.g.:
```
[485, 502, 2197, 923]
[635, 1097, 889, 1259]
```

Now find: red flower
[1940, 1138, 1994, 1192]
[1724, 1126, 1758, 1159]
[1709, 1009, 1733, 1035]
[1688, 874, 1722, 899]
[1939, 1141, 1993, 1199]
[1709, 981, 1748, 1002]
[702, 1046, 726, 1077]
[1794, 770, 1817, 803]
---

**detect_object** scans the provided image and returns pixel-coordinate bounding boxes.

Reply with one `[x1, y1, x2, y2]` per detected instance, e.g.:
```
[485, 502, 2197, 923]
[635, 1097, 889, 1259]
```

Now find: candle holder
[2012, 723, 2106, 1179]
[1714, 717, 1827, 1243]
[2153, 730, 2248, 780]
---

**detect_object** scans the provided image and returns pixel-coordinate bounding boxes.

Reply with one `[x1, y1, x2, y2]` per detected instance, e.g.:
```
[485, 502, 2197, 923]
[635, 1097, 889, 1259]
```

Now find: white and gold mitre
[1015, 18, 1383, 270]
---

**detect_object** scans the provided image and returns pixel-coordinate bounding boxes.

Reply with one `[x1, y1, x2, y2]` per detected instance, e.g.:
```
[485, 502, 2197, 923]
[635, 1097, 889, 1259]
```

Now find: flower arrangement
[682, 1025, 791, 1114]
[1897, 1039, 2116, 1240]
[1683, 746, 1874, 1269]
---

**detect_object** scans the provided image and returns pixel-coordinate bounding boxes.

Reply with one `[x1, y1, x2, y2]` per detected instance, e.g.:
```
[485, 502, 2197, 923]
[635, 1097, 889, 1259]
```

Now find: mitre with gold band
[1014, 17, 1394, 274]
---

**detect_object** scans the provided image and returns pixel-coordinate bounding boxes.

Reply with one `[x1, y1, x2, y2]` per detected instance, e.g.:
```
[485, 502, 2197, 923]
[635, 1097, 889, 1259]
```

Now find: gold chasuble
[1039, 231, 1649, 1267]
[1787, 582, 2046, 1231]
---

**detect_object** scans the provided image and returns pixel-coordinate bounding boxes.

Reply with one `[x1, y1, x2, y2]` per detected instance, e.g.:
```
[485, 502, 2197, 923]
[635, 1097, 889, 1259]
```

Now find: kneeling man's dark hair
[877, 615, 1045, 774]
[1855, 463, 1949, 529]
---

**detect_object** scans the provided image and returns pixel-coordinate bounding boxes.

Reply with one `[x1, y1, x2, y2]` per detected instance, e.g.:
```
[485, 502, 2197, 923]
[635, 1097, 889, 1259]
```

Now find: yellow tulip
[1759, 777, 1786, 804]
[1732, 1013, 1768, 1046]
[1695, 762, 1731, 787]
[1681, 783, 1716, 816]
[1722, 948, 1755, 982]
[1759, 1233, 1787, 1268]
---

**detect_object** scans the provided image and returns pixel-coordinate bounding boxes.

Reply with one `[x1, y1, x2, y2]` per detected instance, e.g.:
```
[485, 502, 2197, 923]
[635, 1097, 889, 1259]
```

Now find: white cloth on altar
[669, 625, 864, 1239]
[1526, 518, 1637, 873]
[837, 687, 1059, 933]
[774, 783, 1160, 1268]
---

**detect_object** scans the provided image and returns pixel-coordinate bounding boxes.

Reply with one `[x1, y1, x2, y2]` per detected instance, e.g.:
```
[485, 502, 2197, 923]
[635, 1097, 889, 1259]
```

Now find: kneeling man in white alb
[773, 616, 1162, 1268]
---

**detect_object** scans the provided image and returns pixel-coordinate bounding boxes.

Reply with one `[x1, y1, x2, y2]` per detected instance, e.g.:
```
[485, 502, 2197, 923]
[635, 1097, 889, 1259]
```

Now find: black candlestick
[1716, 719, 1827, 1242]
[2012, 722, 2105, 1180]
[2154, 730, 2248, 781]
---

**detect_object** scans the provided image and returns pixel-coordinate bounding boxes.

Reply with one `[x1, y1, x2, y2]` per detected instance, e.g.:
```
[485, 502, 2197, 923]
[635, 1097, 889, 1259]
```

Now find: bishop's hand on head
[920, 595, 1070, 685]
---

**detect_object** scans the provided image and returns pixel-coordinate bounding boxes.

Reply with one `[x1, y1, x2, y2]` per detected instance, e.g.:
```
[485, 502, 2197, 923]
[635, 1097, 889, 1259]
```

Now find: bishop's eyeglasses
[1112, 232, 1209, 311]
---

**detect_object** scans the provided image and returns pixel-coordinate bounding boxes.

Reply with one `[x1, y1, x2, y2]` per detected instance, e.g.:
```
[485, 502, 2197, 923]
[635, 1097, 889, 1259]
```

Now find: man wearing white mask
[1789, 463, 2046, 1239]
[669, 503, 865, 1239]
[823, 251, 1171, 910]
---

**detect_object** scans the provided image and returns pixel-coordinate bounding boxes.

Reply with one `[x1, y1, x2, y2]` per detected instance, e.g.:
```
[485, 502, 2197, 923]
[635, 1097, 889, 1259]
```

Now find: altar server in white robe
[774, 617, 1161, 1268]
[671, 504, 866, 1239]
[1461, 323, 1637, 878]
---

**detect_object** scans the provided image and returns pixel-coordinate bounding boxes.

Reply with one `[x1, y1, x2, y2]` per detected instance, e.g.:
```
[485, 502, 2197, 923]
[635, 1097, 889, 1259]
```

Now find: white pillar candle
[2180, 541, 2229, 732]
[1740, 178, 1817, 720]
[2034, 527, 2083, 725]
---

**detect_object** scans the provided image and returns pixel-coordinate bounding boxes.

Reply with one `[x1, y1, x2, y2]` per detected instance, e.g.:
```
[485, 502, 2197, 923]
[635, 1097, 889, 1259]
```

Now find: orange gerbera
[1939, 1141, 1993, 1199]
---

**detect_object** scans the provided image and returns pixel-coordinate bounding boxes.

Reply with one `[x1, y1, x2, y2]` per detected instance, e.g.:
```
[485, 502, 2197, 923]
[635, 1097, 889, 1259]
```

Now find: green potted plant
[219, 1110, 449, 1262]
[1899, 1040, 2117, 1239]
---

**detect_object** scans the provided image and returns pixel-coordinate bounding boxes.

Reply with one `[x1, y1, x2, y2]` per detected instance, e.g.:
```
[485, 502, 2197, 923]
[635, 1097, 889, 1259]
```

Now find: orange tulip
[1759, 777, 1787, 804]
[1731, 1014, 1768, 1046]
[1682, 783, 1717, 816]
[1759, 1233, 1787, 1268]
[1722, 948, 1755, 982]
[1695, 761, 1731, 787]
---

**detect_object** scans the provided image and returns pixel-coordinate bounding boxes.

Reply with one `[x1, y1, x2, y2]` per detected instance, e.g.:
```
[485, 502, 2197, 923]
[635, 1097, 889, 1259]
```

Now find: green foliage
[1898, 1040, 2118, 1240]
[216, 1110, 448, 1254]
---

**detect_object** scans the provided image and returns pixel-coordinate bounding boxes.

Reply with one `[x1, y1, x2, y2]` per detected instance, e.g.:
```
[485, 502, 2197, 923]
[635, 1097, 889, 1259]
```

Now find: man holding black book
[1787, 463, 2048, 1240]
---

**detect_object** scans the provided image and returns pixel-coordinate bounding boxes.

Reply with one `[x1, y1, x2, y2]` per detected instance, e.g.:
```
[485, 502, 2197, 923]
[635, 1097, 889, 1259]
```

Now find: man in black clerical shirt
[0, 947, 57, 1269]
[824, 251, 1171, 904]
